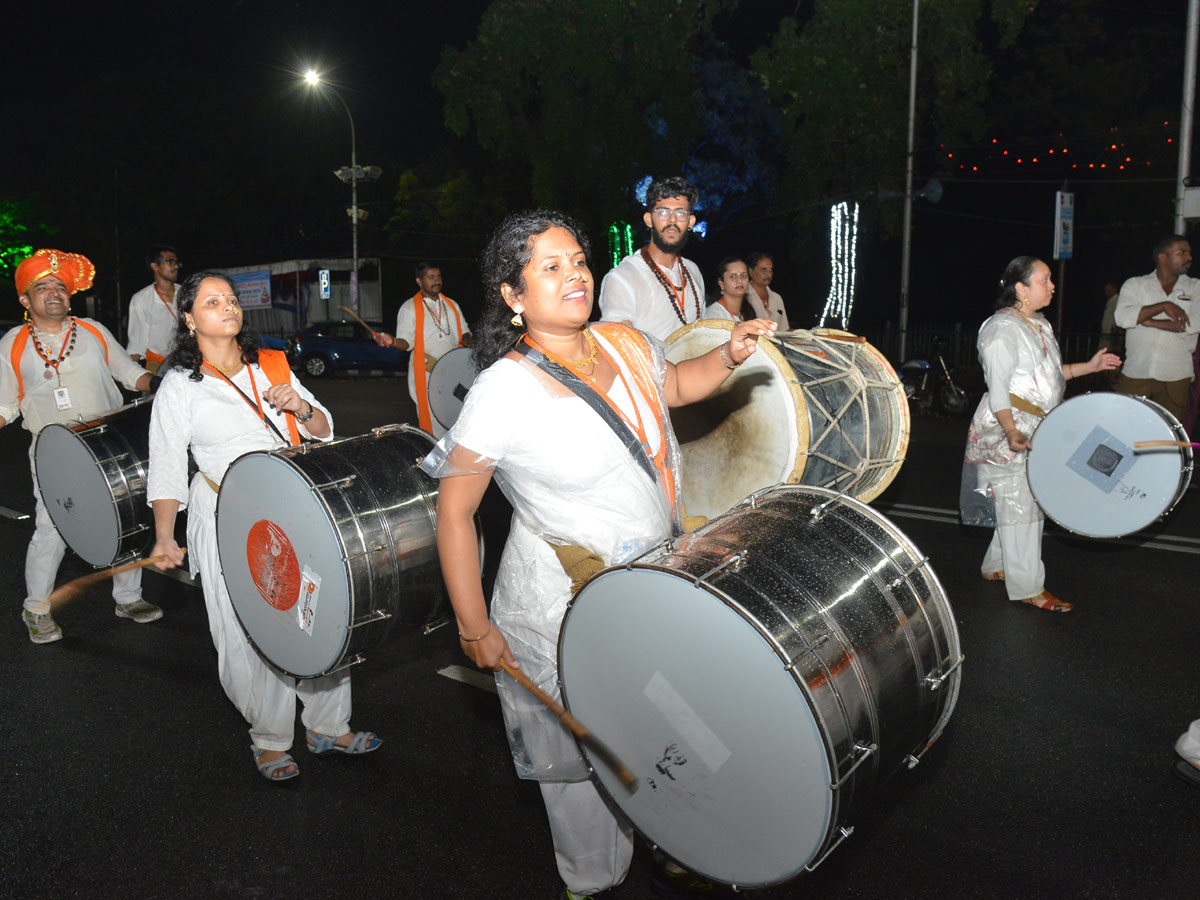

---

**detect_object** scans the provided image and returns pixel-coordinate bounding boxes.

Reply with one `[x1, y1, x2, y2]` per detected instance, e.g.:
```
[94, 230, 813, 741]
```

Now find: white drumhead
[216, 452, 352, 677]
[665, 320, 802, 519]
[1027, 393, 1190, 537]
[559, 567, 831, 887]
[34, 425, 120, 566]
[428, 347, 478, 431]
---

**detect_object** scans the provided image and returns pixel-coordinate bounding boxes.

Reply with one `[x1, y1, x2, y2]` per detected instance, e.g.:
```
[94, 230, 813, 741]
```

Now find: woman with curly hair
[146, 271, 380, 781]
[422, 211, 775, 899]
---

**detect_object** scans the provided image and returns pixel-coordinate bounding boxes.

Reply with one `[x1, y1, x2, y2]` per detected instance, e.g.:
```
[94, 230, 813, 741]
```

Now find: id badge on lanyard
[53, 387, 72, 410]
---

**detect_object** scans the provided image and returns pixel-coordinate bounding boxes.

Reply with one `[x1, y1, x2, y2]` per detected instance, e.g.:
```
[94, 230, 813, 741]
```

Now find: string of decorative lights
[941, 121, 1178, 174]
[818, 201, 858, 331]
[607, 221, 635, 269]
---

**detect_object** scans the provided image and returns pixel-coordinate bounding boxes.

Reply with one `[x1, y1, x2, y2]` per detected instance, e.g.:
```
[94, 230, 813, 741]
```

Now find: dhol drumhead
[559, 485, 960, 888]
[1027, 393, 1192, 537]
[34, 400, 154, 567]
[428, 347, 479, 431]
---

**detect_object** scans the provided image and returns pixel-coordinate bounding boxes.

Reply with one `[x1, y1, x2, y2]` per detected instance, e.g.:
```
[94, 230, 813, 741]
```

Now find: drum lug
[326, 653, 365, 674]
[808, 493, 850, 521]
[831, 741, 876, 790]
[693, 551, 748, 585]
[422, 613, 454, 635]
[371, 424, 406, 437]
[905, 754, 920, 769]
[804, 826, 854, 872]
[924, 653, 965, 691]
[351, 609, 393, 628]
[311, 475, 357, 491]
[343, 543, 386, 561]
[887, 555, 929, 590]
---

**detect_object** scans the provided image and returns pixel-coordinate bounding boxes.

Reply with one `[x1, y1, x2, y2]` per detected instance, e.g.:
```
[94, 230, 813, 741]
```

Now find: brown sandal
[1013, 591, 1072, 612]
[981, 570, 1005, 581]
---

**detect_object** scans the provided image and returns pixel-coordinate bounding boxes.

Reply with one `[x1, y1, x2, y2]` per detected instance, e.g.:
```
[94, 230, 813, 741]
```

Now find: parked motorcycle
[900, 339, 969, 415]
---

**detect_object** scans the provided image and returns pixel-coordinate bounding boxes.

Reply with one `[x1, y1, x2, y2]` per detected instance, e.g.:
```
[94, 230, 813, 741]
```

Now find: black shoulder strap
[514, 340, 658, 484]
[209, 367, 291, 446]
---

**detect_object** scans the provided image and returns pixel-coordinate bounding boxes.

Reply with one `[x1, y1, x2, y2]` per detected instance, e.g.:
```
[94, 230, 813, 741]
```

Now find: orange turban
[15, 249, 96, 297]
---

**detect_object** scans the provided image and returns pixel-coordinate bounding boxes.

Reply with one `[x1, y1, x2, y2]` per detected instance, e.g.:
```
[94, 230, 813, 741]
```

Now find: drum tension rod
[310, 474, 357, 491]
[831, 741, 876, 790]
[350, 609, 392, 628]
[886, 556, 929, 590]
[342, 543, 387, 561]
[924, 654, 965, 691]
[119, 523, 150, 538]
[692, 551, 748, 585]
[327, 653, 366, 674]
[804, 826, 855, 873]
[808, 495, 849, 520]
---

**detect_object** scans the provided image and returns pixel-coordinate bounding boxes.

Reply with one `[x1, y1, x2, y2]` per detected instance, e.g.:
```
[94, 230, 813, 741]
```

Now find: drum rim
[1026, 392, 1194, 538]
[216, 446, 356, 678]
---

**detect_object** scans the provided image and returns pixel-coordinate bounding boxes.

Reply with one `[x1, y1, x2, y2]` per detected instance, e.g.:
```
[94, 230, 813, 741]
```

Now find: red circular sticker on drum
[246, 520, 301, 611]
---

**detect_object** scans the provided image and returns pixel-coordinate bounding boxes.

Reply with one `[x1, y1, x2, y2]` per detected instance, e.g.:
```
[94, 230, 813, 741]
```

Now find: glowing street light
[302, 69, 381, 310]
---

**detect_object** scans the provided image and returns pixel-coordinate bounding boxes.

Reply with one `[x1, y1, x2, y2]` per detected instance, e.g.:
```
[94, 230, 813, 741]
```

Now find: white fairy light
[818, 201, 859, 330]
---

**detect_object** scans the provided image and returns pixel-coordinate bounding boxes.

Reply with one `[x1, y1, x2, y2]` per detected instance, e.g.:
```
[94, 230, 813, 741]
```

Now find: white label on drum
[643, 671, 732, 773]
[297, 566, 321, 635]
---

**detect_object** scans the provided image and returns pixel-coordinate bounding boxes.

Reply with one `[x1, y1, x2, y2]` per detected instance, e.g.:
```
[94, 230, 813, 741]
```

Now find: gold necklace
[203, 356, 244, 374]
[565, 327, 600, 369]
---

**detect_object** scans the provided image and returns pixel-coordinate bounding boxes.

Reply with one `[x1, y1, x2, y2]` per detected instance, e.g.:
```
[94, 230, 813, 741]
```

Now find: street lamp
[303, 69, 381, 311]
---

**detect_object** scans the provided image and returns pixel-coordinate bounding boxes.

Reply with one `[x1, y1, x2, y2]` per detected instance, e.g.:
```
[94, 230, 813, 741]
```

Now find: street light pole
[898, 0, 919, 364]
[305, 71, 360, 310]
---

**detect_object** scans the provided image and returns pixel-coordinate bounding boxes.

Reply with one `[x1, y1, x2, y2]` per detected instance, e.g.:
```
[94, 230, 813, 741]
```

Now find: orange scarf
[412, 293, 464, 432]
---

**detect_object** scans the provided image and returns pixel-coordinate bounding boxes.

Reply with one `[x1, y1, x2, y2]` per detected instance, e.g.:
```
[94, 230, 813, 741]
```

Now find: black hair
[645, 176, 699, 211]
[1153, 234, 1188, 262]
[995, 256, 1043, 310]
[163, 270, 260, 381]
[145, 244, 179, 270]
[414, 261, 439, 279]
[745, 251, 774, 270]
[716, 256, 755, 320]
[473, 210, 591, 371]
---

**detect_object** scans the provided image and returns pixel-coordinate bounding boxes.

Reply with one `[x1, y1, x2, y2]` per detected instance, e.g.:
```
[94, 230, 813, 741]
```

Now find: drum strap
[1008, 393, 1047, 418]
[513, 341, 659, 485]
[202, 473, 220, 493]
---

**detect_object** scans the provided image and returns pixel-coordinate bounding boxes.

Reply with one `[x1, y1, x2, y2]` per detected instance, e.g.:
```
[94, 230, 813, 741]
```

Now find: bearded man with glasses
[599, 176, 706, 341]
[126, 244, 181, 373]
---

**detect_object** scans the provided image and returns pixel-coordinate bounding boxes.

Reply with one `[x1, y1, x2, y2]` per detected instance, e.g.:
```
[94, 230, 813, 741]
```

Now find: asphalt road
[2, 374, 1199, 900]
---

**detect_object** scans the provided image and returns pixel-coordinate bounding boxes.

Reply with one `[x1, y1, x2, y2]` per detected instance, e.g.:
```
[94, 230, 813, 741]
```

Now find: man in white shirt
[125, 244, 180, 373]
[388, 262, 471, 436]
[599, 176, 706, 341]
[0, 250, 158, 644]
[1114, 235, 1200, 421]
[745, 251, 790, 330]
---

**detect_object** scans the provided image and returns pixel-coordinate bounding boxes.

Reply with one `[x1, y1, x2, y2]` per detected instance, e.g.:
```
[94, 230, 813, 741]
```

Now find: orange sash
[258, 349, 302, 446]
[11, 318, 110, 405]
[412, 293, 464, 432]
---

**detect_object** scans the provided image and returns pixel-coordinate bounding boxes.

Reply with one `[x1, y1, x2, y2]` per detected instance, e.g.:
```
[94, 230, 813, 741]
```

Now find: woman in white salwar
[962, 256, 1120, 611]
[423, 211, 775, 900]
[147, 272, 380, 782]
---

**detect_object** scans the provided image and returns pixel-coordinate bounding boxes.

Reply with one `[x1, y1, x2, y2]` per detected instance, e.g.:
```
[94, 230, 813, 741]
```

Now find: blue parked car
[290, 320, 408, 378]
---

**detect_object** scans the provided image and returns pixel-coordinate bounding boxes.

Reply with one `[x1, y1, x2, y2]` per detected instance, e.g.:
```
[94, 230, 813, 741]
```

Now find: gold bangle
[459, 623, 492, 643]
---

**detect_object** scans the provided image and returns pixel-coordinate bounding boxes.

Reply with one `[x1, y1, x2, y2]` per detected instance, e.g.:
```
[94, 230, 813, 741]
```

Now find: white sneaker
[22, 609, 63, 644]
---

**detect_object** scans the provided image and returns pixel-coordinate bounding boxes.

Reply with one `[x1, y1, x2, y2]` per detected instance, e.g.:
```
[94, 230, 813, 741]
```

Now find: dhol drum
[427, 346, 479, 431]
[1027, 392, 1193, 537]
[34, 398, 154, 567]
[558, 484, 962, 889]
[664, 321, 910, 518]
[216, 424, 448, 678]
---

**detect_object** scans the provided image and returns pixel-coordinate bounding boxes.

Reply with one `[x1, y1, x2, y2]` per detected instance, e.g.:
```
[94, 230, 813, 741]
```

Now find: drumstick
[47, 551, 185, 612]
[337, 305, 380, 338]
[497, 659, 638, 792]
[1133, 440, 1200, 450]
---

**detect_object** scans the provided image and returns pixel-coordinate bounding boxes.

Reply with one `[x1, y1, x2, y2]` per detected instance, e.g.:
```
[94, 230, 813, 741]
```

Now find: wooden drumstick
[1133, 440, 1200, 450]
[337, 305, 380, 337]
[497, 659, 638, 792]
[47, 551, 185, 612]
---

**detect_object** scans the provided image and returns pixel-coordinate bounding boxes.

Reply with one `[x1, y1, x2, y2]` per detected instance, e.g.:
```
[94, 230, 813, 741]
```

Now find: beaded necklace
[640, 247, 701, 325]
[27, 319, 78, 386]
[421, 294, 451, 338]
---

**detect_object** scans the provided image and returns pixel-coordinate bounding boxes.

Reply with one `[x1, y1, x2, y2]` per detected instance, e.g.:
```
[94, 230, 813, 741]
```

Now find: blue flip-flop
[1174, 759, 1200, 789]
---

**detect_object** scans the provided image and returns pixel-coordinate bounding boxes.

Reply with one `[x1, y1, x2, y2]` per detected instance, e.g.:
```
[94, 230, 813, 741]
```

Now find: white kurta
[147, 362, 350, 751]
[125, 283, 180, 361]
[747, 286, 790, 330]
[422, 327, 680, 895]
[704, 300, 739, 322]
[395, 293, 469, 416]
[599, 251, 706, 341]
[0, 319, 149, 614]
[962, 308, 1065, 599]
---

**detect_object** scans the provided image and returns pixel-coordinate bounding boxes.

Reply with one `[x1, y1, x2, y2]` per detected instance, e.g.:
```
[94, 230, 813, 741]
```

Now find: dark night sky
[3, 1, 1197, 336]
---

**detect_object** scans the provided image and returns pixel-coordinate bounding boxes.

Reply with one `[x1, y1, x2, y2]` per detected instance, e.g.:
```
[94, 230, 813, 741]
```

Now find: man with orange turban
[0, 250, 160, 643]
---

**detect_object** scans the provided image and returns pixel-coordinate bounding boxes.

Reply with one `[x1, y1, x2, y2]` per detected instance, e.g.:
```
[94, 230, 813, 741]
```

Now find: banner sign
[1053, 191, 1074, 260]
[229, 270, 272, 310]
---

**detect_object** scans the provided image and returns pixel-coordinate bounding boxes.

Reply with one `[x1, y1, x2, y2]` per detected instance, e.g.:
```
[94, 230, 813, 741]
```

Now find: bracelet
[294, 401, 315, 422]
[719, 342, 739, 370]
[459, 623, 492, 643]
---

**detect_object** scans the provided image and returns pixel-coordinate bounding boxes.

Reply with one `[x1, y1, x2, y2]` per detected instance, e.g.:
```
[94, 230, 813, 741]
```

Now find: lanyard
[154, 285, 175, 317]
[202, 362, 289, 445]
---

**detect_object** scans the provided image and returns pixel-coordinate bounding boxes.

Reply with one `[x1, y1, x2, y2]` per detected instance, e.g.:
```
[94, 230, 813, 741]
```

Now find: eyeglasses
[155, 258, 180, 267]
[651, 208, 691, 223]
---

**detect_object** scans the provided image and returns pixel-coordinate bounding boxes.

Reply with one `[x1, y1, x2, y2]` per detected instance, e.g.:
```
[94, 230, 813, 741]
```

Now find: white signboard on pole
[1053, 191, 1074, 260]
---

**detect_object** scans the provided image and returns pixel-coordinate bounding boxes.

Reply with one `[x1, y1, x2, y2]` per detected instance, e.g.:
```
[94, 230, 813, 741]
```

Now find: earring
[510, 304, 524, 328]
[1022, 298, 1030, 306]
